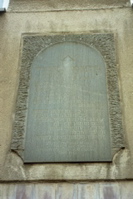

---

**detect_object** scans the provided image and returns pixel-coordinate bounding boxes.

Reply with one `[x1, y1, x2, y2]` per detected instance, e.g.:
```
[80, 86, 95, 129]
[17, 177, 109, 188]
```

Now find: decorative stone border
[11, 34, 124, 161]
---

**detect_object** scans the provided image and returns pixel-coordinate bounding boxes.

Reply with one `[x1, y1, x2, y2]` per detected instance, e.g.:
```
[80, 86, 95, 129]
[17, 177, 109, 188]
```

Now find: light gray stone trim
[11, 34, 124, 161]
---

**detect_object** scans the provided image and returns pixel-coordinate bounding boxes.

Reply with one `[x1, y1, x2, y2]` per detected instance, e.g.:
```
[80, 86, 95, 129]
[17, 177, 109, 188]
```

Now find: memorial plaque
[11, 34, 124, 162]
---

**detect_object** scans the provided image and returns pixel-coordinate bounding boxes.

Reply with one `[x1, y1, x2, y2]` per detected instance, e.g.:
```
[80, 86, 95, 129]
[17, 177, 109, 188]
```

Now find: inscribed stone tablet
[11, 34, 124, 162]
[24, 42, 111, 162]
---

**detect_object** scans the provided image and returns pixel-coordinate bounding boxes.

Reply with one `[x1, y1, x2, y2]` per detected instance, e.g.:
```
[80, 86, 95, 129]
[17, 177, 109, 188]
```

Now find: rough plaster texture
[0, 2, 133, 181]
[0, 182, 133, 199]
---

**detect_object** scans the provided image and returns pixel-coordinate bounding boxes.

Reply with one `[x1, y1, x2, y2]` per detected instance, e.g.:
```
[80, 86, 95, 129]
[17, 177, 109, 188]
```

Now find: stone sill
[0, 149, 132, 181]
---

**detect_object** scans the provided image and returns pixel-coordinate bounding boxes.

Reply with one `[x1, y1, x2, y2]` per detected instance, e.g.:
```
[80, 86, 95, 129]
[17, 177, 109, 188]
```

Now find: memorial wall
[0, 0, 133, 198]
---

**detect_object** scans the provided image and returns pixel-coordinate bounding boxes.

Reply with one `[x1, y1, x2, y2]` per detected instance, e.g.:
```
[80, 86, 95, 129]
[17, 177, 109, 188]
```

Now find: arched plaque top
[32, 42, 105, 69]
[30, 42, 107, 96]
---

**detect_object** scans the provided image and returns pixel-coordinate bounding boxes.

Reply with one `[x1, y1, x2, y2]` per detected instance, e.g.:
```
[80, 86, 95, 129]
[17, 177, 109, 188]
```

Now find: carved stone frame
[11, 33, 124, 161]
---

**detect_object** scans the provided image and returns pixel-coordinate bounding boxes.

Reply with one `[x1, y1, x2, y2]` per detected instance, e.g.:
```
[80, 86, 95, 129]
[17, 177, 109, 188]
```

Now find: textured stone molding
[11, 33, 124, 160]
[9, 0, 128, 12]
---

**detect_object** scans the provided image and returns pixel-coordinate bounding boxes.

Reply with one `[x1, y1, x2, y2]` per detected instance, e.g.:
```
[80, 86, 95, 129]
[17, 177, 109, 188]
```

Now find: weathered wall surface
[0, 0, 133, 183]
[0, 182, 133, 199]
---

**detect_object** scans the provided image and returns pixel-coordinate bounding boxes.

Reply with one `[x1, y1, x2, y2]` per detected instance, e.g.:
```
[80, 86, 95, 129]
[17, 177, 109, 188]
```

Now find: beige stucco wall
[0, 0, 133, 181]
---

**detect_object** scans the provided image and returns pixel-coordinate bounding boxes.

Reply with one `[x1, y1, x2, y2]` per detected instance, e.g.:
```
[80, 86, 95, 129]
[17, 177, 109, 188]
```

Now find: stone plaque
[11, 34, 124, 162]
